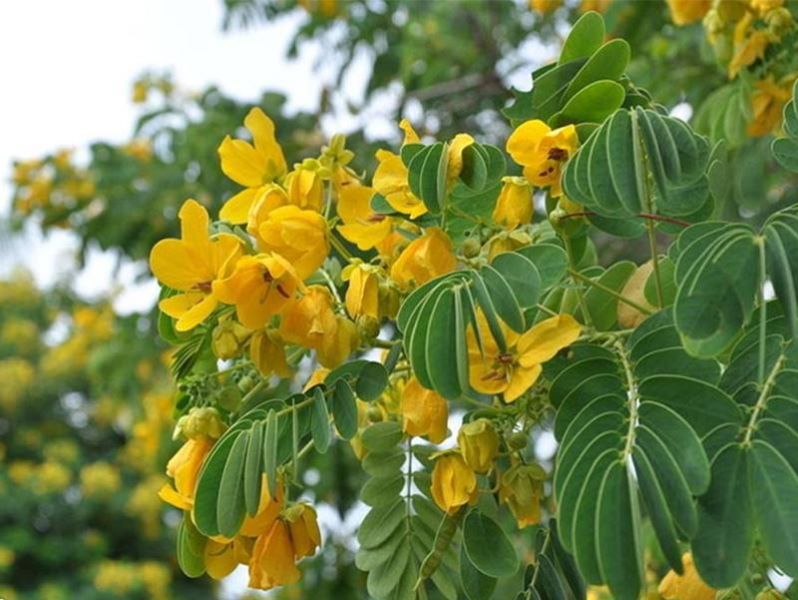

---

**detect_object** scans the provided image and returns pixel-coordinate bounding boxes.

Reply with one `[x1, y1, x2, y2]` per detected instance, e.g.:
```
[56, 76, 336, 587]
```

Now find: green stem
[562, 235, 593, 328]
[320, 268, 343, 305]
[615, 340, 639, 462]
[292, 401, 299, 485]
[373, 338, 399, 349]
[646, 218, 664, 308]
[757, 237, 767, 385]
[743, 353, 785, 446]
[330, 233, 354, 261]
[568, 269, 654, 316]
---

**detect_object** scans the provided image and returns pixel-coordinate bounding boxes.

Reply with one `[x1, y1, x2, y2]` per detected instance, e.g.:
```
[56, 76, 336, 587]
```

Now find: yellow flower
[447, 133, 476, 185]
[343, 263, 381, 320]
[431, 453, 478, 514]
[747, 76, 794, 136]
[458, 419, 499, 473]
[529, 0, 562, 14]
[219, 107, 287, 188]
[285, 166, 324, 212]
[373, 149, 428, 218]
[493, 177, 533, 229]
[249, 519, 301, 590]
[150, 199, 243, 331]
[213, 253, 301, 329]
[158, 436, 214, 510]
[336, 181, 394, 252]
[666, 0, 711, 25]
[279, 286, 359, 368]
[204, 537, 248, 580]
[390, 227, 457, 289]
[220, 183, 287, 225]
[240, 479, 285, 537]
[250, 329, 291, 378]
[401, 377, 449, 444]
[283, 503, 321, 558]
[80, 462, 121, 499]
[507, 120, 578, 198]
[729, 14, 771, 78]
[658, 553, 717, 600]
[467, 312, 581, 402]
[256, 205, 329, 280]
[298, 0, 338, 17]
[499, 463, 545, 528]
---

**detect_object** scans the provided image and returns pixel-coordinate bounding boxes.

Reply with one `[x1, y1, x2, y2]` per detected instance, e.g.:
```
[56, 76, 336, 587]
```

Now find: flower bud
[765, 7, 793, 38]
[499, 463, 546, 528]
[461, 237, 481, 258]
[212, 318, 250, 360]
[431, 453, 478, 514]
[507, 430, 529, 450]
[457, 419, 499, 473]
[182, 407, 226, 440]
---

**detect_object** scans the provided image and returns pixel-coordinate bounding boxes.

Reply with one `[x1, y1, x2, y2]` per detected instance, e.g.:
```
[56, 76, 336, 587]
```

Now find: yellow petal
[504, 364, 542, 402]
[507, 120, 550, 167]
[220, 187, 261, 224]
[245, 107, 287, 180]
[157, 483, 191, 510]
[517, 314, 581, 367]
[204, 539, 238, 580]
[218, 135, 268, 188]
[159, 292, 205, 319]
[175, 293, 218, 331]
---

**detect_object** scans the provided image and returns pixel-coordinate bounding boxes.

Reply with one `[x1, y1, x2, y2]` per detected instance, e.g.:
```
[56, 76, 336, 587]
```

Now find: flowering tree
[146, 4, 798, 600]
[8, 1, 798, 599]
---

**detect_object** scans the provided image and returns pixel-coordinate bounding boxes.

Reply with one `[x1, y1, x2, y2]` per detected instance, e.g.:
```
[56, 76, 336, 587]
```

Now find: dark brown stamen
[548, 147, 568, 161]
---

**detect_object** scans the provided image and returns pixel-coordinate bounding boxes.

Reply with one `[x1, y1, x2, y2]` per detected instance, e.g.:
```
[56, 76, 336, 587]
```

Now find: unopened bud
[462, 237, 481, 258]
[508, 431, 529, 450]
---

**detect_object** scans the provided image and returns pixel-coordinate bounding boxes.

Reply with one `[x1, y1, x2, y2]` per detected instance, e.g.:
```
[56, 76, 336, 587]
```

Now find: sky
[0, 0, 333, 314]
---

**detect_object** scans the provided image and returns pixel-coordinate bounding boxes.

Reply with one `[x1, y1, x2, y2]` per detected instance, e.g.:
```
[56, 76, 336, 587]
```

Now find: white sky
[0, 0, 334, 314]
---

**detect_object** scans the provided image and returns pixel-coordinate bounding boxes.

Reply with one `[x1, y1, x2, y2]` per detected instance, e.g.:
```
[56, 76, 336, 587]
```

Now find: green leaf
[559, 10, 605, 64]
[460, 545, 496, 600]
[426, 288, 467, 398]
[555, 80, 625, 125]
[582, 261, 636, 331]
[332, 379, 358, 439]
[244, 419, 264, 516]
[263, 409, 279, 497]
[563, 39, 630, 102]
[692, 444, 754, 588]
[361, 421, 403, 452]
[177, 516, 206, 578]
[217, 430, 248, 538]
[772, 80, 798, 172]
[595, 462, 643, 600]
[460, 144, 488, 190]
[749, 440, 798, 576]
[311, 386, 331, 453]
[361, 474, 405, 507]
[358, 497, 406, 549]
[194, 431, 238, 536]
[463, 510, 519, 578]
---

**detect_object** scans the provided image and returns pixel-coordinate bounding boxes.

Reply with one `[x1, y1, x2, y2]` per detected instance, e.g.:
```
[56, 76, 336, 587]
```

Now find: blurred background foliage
[3, 0, 798, 597]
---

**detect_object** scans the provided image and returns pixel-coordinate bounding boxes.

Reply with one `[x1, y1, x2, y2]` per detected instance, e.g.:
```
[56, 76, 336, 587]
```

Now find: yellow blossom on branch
[390, 227, 457, 288]
[218, 108, 288, 222]
[336, 181, 395, 252]
[431, 452, 478, 514]
[458, 418, 500, 473]
[493, 177, 533, 229]
[213, 253, 301, 329]
[467, 312, 581, 402]
[149, 199, 242, 332]
[666, 0, 712, 25]
[400, 377, 449, 443]
[507, 120, 578, 198]
[255, 205, 329, 279]
[499, 463, 546, 528]
[157, 436, 214, 510]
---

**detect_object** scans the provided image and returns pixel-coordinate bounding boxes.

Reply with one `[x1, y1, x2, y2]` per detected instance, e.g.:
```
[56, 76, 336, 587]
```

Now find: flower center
[547, 147, 568, 161]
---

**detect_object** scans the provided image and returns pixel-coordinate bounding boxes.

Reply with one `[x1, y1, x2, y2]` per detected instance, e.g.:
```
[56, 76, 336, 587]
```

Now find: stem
[562, 234, 593, 328]
[743, 354, 785, 446]
[320, 268, 343, 305]
[529, 528, 552, 591]
[568, 269, 654, 316]
[373, 338, 399, 349]
[615, 340, 639, 462]
[646, 218, 664, 308]
[292, 401, 299, 485]
[329, 233, 354, 261]
[559, 211, 691, 228]
[757, 237, 767, 385]
[535, 303, 559, 317]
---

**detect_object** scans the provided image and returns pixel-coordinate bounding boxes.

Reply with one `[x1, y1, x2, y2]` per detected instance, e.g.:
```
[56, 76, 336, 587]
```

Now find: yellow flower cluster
[151, 104, 589, 593]
[0, 357, 35, 411]
[94, 560, 171, 600]
[79, 461, 122, 499]
[41, 306, 115, 379]
[9, 459, 72, 495]
[12, 148, 95, 218]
